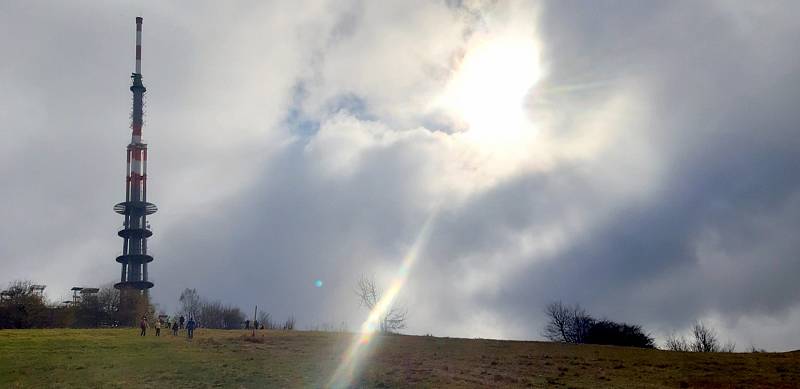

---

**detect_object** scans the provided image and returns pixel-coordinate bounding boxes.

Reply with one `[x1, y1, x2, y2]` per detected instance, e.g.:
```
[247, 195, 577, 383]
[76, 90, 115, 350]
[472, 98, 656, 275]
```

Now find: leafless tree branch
[355, 274, 407, 333]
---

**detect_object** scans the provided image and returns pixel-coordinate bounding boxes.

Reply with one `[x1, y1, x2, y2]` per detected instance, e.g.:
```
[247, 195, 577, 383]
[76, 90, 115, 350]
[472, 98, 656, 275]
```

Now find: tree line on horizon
[0, 280, 294, 331]
[543, 301, 737, 352]
[0, 280, 152, 329]
[176, 287, 295, 330]
[0, 279, 749, 352]
[1, 275, 401, 333]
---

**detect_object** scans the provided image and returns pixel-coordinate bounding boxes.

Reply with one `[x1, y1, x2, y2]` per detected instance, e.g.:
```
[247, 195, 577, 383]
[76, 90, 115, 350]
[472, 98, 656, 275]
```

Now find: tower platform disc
[114, 201, 157, 215]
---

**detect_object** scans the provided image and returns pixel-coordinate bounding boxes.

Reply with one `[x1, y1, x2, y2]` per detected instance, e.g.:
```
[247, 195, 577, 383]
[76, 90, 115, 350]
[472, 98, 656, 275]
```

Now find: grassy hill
[1, 329, 798, 388]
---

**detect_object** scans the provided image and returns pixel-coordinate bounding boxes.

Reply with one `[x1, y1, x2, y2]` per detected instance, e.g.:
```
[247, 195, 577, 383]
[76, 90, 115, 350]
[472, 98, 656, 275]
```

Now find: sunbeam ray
[327, 212, 438, 388]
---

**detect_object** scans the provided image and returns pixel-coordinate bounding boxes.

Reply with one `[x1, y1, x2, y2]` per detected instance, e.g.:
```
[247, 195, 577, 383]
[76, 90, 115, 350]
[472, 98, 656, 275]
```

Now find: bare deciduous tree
[543, 301, 593, 344]
[664, 333, 690, 352]
[257, 311, 277, 329]
[543, 301, 572, 342]
[282, 315, 296, 330]
[665, 322, 735, 353]
[97, 284, 120, 321]
[356, 274, 407, 333]
[197, 300, 244, 329]
[748, 344, 766, 353]
[178, 288, 201, 320]
[721, 340, 736, 353]
[571, 311, 594, 344]
[691, 322, 720, 352]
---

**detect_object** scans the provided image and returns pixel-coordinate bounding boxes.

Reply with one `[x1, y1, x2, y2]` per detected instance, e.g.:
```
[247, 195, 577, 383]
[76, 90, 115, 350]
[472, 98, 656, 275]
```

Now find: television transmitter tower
[114, 17, 157, 293]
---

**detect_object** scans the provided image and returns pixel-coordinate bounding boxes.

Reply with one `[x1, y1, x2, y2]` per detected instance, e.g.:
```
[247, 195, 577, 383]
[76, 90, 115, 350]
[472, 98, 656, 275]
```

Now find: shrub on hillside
[543, 301, 654, 348]
[583, 320, 655, 348]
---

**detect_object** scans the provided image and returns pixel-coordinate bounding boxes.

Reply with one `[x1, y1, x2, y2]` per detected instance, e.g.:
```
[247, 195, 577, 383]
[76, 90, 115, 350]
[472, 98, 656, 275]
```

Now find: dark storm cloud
[154, 124, 441, 326]
[409, 1, 800, 348]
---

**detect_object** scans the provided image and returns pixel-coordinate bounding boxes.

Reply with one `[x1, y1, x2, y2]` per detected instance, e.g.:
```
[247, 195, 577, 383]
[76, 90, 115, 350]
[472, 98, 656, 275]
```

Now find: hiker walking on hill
[155, 319, 162, 336]
[179, 315, 185, 329]
[172, 320, 179, 336]
[139, 316, 147, 336]
[186, 317, 196, 339]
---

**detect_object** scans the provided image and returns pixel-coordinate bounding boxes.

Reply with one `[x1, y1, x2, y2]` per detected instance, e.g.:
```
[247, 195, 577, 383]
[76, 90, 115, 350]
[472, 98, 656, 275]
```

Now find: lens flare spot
[314, 279, 323, 288]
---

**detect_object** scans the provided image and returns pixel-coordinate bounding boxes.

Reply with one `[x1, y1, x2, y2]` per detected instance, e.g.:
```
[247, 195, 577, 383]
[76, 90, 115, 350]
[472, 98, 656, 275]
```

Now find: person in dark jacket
[179, 315, 185, 329]
[139, 316, 147, 336]
[186, 317, 196, 339]
[172, 320, 179, 336]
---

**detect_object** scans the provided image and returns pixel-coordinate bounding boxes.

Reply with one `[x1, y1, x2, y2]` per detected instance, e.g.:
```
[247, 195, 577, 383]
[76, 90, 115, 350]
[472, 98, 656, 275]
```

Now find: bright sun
[438, 34, 543, 155]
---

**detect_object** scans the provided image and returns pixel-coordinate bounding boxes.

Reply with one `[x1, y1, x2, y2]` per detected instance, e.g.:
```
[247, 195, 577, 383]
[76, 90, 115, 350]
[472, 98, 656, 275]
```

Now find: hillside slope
[1, 329, 798, 388]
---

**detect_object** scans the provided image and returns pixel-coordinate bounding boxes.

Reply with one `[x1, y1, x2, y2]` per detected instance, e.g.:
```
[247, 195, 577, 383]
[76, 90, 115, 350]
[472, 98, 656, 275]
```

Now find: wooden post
[252, 305, 257, 337]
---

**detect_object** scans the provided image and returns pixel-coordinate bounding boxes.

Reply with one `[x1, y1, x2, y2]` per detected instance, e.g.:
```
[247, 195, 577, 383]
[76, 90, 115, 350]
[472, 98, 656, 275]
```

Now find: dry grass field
[1, 329, 798, 388]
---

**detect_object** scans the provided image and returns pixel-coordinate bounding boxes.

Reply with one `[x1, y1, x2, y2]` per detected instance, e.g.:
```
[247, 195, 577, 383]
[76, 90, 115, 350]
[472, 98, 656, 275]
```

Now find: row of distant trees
[1, 275, 399, 333]
[166, 275, 406, 332]
[171, 274, 407, 333]
[176, 288, 295, 330]
[543, 301, 736, 352]
[176, 288, 245, 329]
[0, 280, 152, 329]
[664, 323, 736, 352]
[2, 278, 743, 351]
[0, 280, 297, 331]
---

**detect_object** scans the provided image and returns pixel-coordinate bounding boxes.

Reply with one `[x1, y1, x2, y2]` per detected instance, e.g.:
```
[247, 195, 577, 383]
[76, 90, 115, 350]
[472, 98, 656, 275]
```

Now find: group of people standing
[139, 315, 196, 339]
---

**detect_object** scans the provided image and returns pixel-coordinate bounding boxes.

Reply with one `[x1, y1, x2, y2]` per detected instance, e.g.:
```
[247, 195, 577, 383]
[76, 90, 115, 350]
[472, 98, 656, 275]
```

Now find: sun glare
[438, 35, 543, 154]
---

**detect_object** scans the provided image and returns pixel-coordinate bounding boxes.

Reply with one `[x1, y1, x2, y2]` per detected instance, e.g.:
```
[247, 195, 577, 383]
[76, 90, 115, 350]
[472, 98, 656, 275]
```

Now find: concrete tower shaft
[115, 16, 156, 292]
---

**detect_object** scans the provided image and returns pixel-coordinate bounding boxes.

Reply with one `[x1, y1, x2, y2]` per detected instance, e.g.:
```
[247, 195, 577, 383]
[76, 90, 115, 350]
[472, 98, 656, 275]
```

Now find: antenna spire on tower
[135, 16, 142, 74]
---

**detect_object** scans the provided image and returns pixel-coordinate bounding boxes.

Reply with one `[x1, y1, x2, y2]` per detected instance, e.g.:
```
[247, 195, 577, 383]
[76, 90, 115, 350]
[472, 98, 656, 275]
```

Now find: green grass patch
[1, 329, 799, 388]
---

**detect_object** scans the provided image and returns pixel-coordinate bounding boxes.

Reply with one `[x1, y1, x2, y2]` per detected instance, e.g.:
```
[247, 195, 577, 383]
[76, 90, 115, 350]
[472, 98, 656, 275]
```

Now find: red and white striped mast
[114, 16, 157, 293]
[131, 16, 144, 144]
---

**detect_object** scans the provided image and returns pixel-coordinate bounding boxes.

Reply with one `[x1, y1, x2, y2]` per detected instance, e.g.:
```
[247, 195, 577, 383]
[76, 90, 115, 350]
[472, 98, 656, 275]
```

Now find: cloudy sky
[2, 1, 799, 350]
